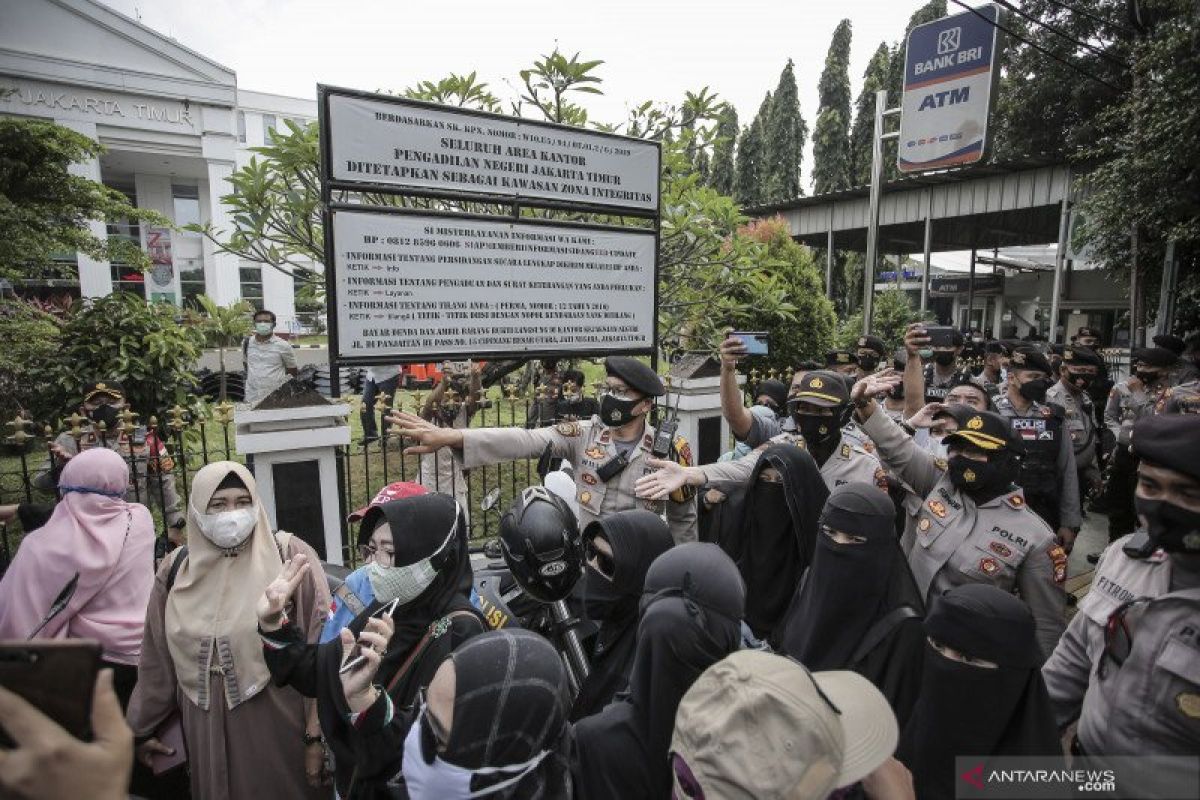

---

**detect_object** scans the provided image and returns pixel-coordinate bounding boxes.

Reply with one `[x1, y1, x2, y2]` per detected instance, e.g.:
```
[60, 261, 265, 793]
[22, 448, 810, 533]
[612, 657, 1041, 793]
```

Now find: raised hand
[385, 411, 464, 455]
[339, 615, 395, 713]
[718, 332, 748, 369]
[635, 457, 694, 501]
[256, 554, 310, 630]
[851, 369, 902, 404]
[907, 402, 947, 430]
[904, 322, 930, 357]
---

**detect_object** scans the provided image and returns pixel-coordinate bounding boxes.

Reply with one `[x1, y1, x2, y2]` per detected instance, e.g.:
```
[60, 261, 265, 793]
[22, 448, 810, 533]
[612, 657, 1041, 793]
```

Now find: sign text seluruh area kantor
[898, 3, 1002, 173]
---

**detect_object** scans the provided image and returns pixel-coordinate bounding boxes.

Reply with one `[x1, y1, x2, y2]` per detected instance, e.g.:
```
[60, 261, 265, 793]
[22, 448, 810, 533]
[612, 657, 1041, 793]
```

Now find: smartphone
[0, 640, 101, 745]
[923, 325, 957, 349]
[731, 331, 770, 356]
[338, 597, 400, 675]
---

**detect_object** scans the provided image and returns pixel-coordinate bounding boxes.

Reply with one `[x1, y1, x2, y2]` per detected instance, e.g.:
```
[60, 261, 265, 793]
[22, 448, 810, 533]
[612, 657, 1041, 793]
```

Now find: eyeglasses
[360, 543, 395, 566]
[585, 537, 615, 578]
[1098, 597, 1149, 679]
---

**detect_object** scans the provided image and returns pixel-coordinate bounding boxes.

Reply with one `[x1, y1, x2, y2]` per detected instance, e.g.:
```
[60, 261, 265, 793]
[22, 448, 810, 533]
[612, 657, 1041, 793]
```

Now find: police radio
[651, 381, 681, 459]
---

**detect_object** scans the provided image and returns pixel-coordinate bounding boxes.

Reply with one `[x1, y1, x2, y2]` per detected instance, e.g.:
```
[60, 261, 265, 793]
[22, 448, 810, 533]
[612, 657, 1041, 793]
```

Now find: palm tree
[188, 295, 253, 401]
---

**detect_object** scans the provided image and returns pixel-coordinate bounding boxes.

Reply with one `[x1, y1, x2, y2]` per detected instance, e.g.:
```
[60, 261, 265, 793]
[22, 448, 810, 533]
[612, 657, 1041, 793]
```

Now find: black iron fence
[0, 384, 559, 569]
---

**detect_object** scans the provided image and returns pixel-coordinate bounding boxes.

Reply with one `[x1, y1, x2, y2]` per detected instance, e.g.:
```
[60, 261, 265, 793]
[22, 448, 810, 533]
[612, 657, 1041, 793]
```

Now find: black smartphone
[923, 325, 957, 349]
[338, 597, 400, 675]
[730, 331, 770, 356]
[0, 640, 102, 745]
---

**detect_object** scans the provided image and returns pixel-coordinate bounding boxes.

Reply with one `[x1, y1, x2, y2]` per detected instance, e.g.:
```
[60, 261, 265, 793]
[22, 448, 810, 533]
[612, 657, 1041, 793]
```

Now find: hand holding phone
[338, 599, 399, 675]
[339, 613, 397, 714]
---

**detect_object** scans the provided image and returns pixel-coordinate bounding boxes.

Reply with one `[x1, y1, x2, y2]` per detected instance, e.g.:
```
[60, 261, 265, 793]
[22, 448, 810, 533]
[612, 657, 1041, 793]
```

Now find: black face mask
[599, 393, 643, 428]
[1136, 371, 1162, 386]
[1135, 497, 1200, 553]
[88, 404, 120, 429]
[933, 351, 957, 367]
[859, 355, 880, 372]
[794, 414, 839, 447]
[948, 455, 1013, 499]
[1067, 373, 1094, 392]
[1018, 378, 1051, 403]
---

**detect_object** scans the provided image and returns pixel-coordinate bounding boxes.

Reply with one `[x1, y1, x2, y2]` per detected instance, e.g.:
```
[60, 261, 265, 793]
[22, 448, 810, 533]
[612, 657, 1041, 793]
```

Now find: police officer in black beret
[390, 356, 698, 543]
[1047, 346, 1106, 509]
[855, 335, 888, 378]
[995, 347, 1082, 551]
[1042, 414, 1200, 796]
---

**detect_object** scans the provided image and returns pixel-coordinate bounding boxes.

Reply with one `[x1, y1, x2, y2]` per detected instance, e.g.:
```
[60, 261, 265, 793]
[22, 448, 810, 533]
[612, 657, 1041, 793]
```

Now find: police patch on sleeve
[933, 457, 949, 472]
[1048, 545, 1068, 584]
[555, 421, 582, 437]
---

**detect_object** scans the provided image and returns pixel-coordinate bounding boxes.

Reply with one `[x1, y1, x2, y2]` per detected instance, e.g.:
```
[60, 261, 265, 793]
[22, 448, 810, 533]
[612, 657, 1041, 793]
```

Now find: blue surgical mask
[255, 322, 273, 336]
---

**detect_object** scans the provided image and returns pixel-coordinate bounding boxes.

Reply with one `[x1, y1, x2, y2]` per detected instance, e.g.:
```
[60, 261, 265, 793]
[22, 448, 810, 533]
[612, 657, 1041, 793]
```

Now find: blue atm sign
[898, 4, 1002, 173]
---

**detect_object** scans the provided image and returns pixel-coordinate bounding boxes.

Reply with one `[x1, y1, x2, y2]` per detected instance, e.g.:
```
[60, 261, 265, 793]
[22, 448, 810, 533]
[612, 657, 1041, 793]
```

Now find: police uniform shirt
[460, 417, 697, 544]
[1046, 382, 1101, 484]
[1105, 380, 1161, 446]
[1041, 536, 1200, 790]
[1156, 380, 1200, 416]
[699, 409, 887, 492]
[923, 363, 975, 402]
[993, 395, 1081, 530]
[860, 410, 1066, 660]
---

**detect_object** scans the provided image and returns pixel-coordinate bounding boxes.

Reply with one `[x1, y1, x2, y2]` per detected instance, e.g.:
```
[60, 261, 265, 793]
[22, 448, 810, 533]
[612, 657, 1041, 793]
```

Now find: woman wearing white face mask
[126, 461, 331, 799]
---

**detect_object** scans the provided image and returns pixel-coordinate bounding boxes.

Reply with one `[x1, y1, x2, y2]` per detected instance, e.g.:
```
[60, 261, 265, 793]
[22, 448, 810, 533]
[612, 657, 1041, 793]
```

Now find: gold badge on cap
[1178, 692, 1200, 719]
[964, 468, 977, 483]
[810, 377, 824, 389]
[967, 416, 984, 430]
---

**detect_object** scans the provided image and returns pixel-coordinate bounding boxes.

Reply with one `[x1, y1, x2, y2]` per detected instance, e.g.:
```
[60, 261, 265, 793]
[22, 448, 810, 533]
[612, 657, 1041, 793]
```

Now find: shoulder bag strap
[849, 605, 921, 666]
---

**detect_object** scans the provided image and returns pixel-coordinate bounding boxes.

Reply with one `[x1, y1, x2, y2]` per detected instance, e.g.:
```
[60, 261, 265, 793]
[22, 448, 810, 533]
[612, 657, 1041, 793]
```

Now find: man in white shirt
[242, 309, 298, 406]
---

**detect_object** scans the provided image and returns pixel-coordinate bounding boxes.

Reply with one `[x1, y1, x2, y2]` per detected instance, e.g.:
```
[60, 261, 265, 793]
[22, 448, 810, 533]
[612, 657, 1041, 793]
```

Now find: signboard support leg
[825, 219, 834, 300]
[966, 247, 976, 331]
[921, 190, 932, 313]
[1050, 194, 1071, 344]
[863, 90, 888, 334]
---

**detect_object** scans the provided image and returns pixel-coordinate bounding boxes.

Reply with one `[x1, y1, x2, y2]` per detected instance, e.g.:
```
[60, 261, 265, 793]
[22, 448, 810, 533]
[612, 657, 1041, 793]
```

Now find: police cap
[1130, 414, 1200, 483]
[943, 409, 1022, 454]
[789, 370, 849, 408]
[1132, 347, 1178, 369]
[1074, 327, 1102, 340]
[604, 356, 664, 397]
[1008, 347, 1053, 375]
[83, 381, 125, 403]
[825, 349, 859, 367]
[1061, 346, 1104, 369]
[856, 335, 888, 358]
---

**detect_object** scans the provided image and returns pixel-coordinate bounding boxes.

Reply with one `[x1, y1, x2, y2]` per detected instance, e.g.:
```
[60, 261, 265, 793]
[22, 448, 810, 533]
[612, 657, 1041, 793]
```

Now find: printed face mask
[195, 508, 257, 549]
[947, 455, 1011, 498]
[367, 514, 458, 604]
[403, 703, 551, 799]
[598, 392, 643, 428]
[794, 414, 839, 447]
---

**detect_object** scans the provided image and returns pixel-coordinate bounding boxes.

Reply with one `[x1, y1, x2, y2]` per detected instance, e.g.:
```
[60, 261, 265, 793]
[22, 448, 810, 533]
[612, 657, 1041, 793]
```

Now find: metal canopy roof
[749, 162, 1074, 253]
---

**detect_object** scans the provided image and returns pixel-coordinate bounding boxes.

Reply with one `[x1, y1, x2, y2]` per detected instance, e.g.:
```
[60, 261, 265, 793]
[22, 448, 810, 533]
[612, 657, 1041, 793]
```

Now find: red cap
[348, 481, 428, 523]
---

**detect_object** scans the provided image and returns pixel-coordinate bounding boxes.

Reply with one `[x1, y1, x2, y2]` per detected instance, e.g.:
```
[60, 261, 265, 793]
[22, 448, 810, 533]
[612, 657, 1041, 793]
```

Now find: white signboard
[325, 91, 659, 212]
[898, 4, 1001, 173]
[331, 210, 656, 360]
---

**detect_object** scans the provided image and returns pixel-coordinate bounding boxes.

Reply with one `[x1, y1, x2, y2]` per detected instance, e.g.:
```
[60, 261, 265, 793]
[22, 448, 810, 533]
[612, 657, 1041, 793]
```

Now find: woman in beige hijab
[126, 461, 331, 798]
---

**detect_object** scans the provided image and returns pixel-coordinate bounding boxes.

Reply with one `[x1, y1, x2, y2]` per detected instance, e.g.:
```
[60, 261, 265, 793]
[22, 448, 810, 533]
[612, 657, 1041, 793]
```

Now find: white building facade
[0, 0, 317, 330]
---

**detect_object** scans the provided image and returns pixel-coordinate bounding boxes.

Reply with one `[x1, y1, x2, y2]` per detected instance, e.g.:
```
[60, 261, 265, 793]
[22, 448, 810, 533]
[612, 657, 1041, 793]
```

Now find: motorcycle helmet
[499, 485, 584, 603]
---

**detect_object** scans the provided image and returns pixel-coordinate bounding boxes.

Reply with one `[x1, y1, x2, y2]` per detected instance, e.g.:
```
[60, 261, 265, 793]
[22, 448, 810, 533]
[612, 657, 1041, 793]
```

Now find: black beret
[1132, 347, 1178, 368]
[1061, 346, 1104, 368]
[984, 341, 1009, 355]
[83, 380, 126, 402]
[943, 409, 1021, 454]
[825, 349, 859, 367]
[755, 379, 788, 410]
[604, 356, 664, 397]
[1008, 347, 1053, 374]
[1152, 334, 1186, 356]
[1131, 414, 1200, 483]
[855, 336, 888, 357]
[1075, 327, 1102, 339]
[788, 370, 849, 408]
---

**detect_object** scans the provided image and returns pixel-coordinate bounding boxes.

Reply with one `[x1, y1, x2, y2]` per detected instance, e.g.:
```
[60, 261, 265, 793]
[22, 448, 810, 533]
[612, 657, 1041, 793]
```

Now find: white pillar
[55, 119, 112, 297]
[202, 158, 242, 304]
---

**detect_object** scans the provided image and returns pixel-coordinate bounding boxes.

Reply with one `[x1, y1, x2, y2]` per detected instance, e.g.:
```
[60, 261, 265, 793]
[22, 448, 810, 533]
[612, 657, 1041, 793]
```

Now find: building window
[105, 184, 144, 296]
[179, 258, 206, 309]
[240, 265, 264, 309]
[172, 185, 200, 236]
[237, 110, 247, 143]
[262, 114, 277, 142]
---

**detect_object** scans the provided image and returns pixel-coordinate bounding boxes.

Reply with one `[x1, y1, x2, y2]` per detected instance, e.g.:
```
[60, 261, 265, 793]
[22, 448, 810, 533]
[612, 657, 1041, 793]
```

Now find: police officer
[975, 341, 1008, 398]
[638, 368, 888, 495]
[922, 328, 973, 403]
[1047, 346, 1105, 506]
[825, 349, 860, 380]
[849, 374, 1066, 661]
[1041, 414, 1200, 797]
[1105, 346, 1177, 541]
[855, 335, 888, 379]
[1157, 379, 1200, 415]
[994, 347, 1081, 552]
[390, 357, 698, 543]
[34, 380, 185, 541]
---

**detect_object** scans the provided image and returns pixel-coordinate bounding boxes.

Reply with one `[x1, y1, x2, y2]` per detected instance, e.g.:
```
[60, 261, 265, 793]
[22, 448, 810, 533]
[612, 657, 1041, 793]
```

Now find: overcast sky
[98, 0, 998, 270]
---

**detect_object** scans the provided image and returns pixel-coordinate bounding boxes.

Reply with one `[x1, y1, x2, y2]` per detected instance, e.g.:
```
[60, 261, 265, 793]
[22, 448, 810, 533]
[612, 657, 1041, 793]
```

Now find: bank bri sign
[898, 3, 1002, 173]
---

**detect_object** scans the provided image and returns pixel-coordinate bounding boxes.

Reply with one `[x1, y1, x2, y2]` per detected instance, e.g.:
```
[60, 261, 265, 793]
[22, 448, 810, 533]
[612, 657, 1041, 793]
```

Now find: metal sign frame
[317, 84, 663, 368]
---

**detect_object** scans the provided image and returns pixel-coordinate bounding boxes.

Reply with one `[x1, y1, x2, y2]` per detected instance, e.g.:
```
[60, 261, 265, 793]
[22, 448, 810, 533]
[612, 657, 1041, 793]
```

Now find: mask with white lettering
[402, 704, 551, 799]
[194, 508, 257, 549]
[1135, 497, 1200, 553]
[255, 322, 273, 336]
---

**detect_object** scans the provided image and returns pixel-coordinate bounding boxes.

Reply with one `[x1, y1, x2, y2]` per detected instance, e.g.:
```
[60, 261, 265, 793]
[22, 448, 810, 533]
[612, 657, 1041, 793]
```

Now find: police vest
[1008, 407, 1062, 493]
[923, 365, 972, 402]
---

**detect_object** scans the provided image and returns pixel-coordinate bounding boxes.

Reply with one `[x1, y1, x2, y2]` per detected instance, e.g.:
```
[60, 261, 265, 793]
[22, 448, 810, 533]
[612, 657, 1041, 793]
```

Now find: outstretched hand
[385, 411, 462, 455]
[256, 553, 310, 630]
[635, 457, 691, 501]
[851, 369, 902, 404]
[339, 615, 395, 713]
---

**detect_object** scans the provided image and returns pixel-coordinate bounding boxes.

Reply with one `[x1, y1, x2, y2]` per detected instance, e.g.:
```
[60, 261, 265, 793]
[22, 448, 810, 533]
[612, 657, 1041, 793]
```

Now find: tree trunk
[218, 345, 228, 402]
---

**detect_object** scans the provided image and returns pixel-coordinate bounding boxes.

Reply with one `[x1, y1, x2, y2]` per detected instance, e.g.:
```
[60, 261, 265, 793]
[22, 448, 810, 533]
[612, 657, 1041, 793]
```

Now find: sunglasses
[585, 537, 615, 578]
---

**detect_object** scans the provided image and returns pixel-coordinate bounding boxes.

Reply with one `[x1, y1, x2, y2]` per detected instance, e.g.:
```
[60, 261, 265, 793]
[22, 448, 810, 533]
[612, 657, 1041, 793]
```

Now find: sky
[97, 0, 995, 271]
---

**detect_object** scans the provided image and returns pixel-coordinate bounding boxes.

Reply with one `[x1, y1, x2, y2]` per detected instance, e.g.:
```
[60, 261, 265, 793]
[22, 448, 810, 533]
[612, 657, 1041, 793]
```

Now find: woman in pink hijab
[0, 447, 155, 708]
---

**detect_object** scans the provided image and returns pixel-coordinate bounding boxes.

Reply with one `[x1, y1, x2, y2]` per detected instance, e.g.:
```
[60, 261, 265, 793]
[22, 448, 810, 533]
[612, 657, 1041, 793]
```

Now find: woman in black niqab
[711, 443, 827, 641]
[897, 584, 1060, 800]
[776, 482, 925, 726]
[572, 542, 745, 800]
[570, 510, 675, 722]
[260, 493, 486, 799]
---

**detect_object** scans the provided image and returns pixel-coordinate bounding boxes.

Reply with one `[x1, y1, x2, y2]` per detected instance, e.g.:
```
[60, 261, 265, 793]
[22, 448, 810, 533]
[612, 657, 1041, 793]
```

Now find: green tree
[186, 295, 254, 402]
[401, 71, 501, 112]
[764, 62, 807, 203]
[0, 299, 64, 424]
[836, 283, 930, 351]
[813, 19, 854, 195]
[0, 117, 165, 281]
[850, 43, 892, 187]
[708, 103, 739, 195]
[48, 293, 202, 421]
[735, 93, 771, 207]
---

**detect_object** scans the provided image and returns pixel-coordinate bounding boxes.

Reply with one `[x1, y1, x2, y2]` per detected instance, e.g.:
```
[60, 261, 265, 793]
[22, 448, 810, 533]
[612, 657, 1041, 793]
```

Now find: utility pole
[862, 90, 901, 334]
